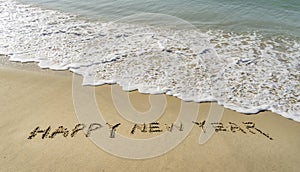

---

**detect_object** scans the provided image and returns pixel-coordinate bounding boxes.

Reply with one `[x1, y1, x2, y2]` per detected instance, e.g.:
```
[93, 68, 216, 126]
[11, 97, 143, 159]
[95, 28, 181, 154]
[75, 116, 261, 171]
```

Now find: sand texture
[0, 67, 300, 172]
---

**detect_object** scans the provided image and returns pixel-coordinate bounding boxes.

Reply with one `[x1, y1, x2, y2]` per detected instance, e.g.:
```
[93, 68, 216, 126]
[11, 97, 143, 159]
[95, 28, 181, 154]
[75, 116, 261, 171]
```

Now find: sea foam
[0, 0, 299, 122]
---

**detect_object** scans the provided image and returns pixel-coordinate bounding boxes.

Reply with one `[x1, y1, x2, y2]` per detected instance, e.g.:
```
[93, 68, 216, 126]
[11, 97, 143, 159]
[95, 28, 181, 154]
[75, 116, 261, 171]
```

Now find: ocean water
[0, 0, 299, 122]
[16, 0, 300, 36]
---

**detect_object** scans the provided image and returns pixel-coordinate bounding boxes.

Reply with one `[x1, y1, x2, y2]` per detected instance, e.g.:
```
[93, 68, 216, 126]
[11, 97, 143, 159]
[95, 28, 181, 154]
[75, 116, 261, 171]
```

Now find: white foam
[1, 0, 299, 122]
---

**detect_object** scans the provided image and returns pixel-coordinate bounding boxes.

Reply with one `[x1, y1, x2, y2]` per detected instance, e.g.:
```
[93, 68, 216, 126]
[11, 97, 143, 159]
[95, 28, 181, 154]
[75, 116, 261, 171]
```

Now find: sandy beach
[0, 65, 299, 172]
[1, 0, 300, 171]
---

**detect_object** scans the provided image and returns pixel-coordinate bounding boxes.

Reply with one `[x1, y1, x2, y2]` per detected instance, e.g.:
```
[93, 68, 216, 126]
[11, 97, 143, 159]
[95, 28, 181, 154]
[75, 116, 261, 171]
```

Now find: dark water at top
[19, 0, 300, 37]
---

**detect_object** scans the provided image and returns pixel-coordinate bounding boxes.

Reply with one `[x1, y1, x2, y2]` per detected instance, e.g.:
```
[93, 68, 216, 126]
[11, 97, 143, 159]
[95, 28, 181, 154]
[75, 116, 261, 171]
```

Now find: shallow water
[18, 0, 300, 37]
[0, 0, 299, 122]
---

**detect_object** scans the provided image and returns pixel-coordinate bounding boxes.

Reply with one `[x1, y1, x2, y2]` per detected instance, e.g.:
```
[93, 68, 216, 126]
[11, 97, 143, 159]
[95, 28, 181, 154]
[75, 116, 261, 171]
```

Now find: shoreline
[0, 65, 300, 171]
[2, 55, 298, 123]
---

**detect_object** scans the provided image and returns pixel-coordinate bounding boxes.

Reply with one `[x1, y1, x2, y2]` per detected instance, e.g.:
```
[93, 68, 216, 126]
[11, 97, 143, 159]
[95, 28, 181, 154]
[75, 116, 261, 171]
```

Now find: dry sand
[0, 66, 300, 172]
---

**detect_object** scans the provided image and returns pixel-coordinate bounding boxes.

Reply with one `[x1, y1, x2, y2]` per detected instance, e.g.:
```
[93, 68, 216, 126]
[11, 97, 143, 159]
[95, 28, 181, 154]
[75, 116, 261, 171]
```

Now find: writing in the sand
[192, 121, 273, 140]
[27, 121, 273, 140]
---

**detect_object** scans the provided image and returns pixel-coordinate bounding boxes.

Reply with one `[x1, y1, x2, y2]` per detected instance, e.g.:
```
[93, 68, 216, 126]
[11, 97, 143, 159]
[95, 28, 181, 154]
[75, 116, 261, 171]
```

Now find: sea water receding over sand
[0, 0, 299, 122]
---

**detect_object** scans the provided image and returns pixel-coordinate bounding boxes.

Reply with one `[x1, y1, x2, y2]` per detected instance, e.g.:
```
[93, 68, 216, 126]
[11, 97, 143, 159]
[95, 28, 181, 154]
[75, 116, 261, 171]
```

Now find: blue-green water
[1, 0, 299, 122]
[19, 0, 300, 37]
